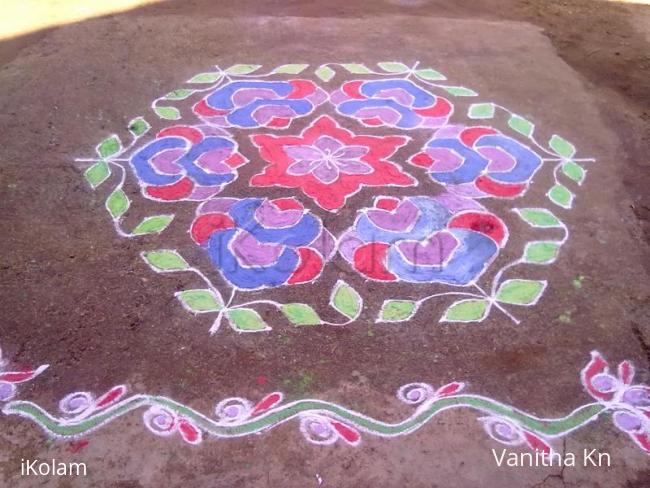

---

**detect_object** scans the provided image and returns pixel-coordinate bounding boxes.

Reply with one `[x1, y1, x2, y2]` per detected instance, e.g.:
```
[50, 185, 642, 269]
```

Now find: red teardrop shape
[251, 392, 283, 416]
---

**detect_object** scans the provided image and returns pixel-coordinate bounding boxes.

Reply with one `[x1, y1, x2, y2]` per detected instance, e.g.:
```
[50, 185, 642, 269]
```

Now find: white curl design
[143, 406, 177, 437]
[299, 414, 338, 445]
[214, 397, 253, 424]
[59, 391, 94, 417]
[479, 416, 525, 446]
[396, 382, 435, 405]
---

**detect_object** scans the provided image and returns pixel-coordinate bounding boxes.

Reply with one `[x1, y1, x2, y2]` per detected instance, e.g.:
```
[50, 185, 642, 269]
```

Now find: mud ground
[1, 1, 649, 487]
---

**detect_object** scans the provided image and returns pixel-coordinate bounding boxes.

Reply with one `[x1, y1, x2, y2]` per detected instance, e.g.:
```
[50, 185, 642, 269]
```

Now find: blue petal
[426, 138, 489, 185]
[130, 137, 186, 186]
[337, 99, 421, 128]
[226, 99, 312, 128]
[176, 136, 236, 186]
[229, 199, 320, 246]
[475, 135, 542, 183]
[207, 229, 297, 289]
[359, 79, 436, 108]
[355, 197, 451, 244]
[206, 81, 293, 110]
[387, 229, 497, 285]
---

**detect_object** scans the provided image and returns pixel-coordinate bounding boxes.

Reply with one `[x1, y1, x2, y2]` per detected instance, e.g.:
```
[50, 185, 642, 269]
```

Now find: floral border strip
[1, 349, 648, 454]
[76, 62, 595, 332]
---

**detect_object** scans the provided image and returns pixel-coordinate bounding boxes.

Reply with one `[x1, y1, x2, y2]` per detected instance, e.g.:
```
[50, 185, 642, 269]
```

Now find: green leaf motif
[549, 135, 576, 158]
[442, 299, 489, 323]
[377, 62, 409, 73]
[84, 161, 110, 189]
[176, 289, 222, 313]
[142, 250, 190, 272]
[548, 184, 574, 209]
[281, 303, 321, 326]
[188, 72, 221, 83]
[330, 280, 362, 320]
[128, 117, 150, 137]
[468, 103, 495, 119]
[341, 63, 373, 74]
[131, 215, 174, 235]
[441, 86, 478, 97]
[272, 64, 308, 74]
[105, 189, 129, 219]
[378, 300, 417, 322]
[164, 89, 195, 100]
[315, 65, 335, 82]
[515, 208, 563, 228]
[508, 115, 534, 137]
[562, 161, 586, 184]
[227, 308, 270, 332]
[415, 68, 446, 80]
[225, 64, 261, 75]
[96, 136, 121, 158]
[496, 279, 546, 306]
[154, 106, 181, 120]
[523, 241, 561, 264]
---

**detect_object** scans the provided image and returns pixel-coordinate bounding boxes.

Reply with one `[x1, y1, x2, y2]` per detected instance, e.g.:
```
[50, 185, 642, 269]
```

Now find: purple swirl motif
[129, 125, 247, 201]
[193, 79, 327, 129]
[190, 197, 335, 290]
[338, 194, 508, 285]
[331, 79, 453, 129]
[409, 125, 543, 199]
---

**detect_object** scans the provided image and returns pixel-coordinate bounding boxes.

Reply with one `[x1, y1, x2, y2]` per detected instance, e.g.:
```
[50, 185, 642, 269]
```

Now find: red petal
[631, 433, 650, 453]
[375, 197, 399, 212]
[581, 351, 614, 402]
[362, 117, 383, 126]
[449, 211, 507, 246]
[157, 126, 202, 144]
[524, 432, 552, 455]
[342, 81, 365, 99]
[272, 198, 303, 211]
[618, 360, 635, 386]
[287, 248, 323, 284]
[475, 175, 527, 198]
[460, 127, 498, 146]
[287, 80, 316, 99]
[146, 177, 194, 201]
[68, 439, 89, 453]
[435, 382, 465, 397]
[178, 420, 202, 445]
[95, 385, 127, 409]
[225, 153, 246, 168]
[414, 97, 452, 118]
[251, 392, 283, 416]
[268, 117, 290, 128]
[193, 99, 226, 117]
[353, 243, 397, 281]
[190, 213, 235, 245]
[331, 421, 361, 445]
[0, 365, 48, 383]
[410, 152, 434, 168]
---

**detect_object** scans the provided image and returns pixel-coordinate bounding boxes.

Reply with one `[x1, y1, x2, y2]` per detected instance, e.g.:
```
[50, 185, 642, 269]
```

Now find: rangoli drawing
[76, 62, 594, 332]
[2, 348, 648, 454]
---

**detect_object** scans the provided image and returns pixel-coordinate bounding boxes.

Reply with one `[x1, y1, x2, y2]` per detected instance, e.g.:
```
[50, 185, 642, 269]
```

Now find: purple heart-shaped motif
[254, 200, 303, 228]
[231, 230, 284, 267]
[367, 200, 419, 232]
[397, 231, 458, 266]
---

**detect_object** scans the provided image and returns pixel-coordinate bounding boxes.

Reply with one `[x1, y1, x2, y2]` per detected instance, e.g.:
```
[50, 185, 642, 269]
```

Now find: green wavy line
[3, 394, 605, 440]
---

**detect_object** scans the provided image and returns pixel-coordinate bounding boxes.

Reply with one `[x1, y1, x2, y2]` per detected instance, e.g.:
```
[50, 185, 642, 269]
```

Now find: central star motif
[250, 115, 417, 211]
